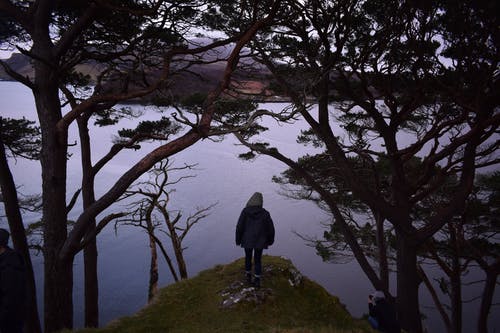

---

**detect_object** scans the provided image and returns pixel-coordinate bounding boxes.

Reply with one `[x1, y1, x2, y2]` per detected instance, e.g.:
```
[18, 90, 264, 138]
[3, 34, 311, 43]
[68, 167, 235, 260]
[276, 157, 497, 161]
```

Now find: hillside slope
[72, 256, 373, 333]
[0, 52, 276, 101]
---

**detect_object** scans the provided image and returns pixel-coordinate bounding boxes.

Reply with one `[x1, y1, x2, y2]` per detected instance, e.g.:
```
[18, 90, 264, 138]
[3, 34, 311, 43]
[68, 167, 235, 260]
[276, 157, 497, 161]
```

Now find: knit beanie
[246, 192, 263, 207]
[372, 290, 385, 301]
[0, 228, 9, 247]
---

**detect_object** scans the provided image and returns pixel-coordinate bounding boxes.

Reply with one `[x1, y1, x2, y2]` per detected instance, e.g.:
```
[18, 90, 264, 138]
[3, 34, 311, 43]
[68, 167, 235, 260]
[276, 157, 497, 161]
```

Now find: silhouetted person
[368, 291, 401, 333]
[0, 228, 26, 333]
[236, 192, 275, 288]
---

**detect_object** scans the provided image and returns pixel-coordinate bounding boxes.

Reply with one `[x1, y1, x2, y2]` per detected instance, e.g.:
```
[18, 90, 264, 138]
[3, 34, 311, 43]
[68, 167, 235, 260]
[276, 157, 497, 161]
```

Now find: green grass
[71, 256, 374, 333]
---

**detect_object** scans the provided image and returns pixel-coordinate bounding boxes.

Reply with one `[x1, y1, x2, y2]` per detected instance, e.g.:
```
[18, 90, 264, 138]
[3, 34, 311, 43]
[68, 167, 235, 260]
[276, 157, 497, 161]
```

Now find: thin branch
[78, 212, 129, 251]
[65, 188, 81, 214]
[418, 264, 451, 329]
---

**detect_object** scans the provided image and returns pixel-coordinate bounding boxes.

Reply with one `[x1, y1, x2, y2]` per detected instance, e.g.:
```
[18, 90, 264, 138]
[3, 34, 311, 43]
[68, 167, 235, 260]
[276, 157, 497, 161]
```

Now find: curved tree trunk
[0, 136, 42, 333]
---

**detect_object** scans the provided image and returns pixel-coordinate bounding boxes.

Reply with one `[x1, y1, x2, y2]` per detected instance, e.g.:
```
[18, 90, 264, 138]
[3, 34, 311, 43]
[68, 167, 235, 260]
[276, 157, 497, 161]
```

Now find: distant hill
[0, 52, 281, 101]
[0, 53, 34, 80]
[69, 256, 373, 333]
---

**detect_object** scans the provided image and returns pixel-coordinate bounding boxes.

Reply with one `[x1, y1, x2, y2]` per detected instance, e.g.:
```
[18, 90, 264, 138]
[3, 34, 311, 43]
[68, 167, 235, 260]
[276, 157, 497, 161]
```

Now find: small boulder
[287, 267, 303, 287]
[219, 281, 273, 309]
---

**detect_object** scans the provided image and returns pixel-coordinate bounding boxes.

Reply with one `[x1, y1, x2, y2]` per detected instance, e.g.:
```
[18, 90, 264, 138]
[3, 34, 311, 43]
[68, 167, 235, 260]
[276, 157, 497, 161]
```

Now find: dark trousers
[244, 248, 263, 276]
[0, 320, 24, 333]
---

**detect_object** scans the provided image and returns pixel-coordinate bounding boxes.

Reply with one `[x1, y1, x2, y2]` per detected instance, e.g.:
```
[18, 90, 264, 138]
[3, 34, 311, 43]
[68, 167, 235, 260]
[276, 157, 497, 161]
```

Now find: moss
[72, 256, 374, 333]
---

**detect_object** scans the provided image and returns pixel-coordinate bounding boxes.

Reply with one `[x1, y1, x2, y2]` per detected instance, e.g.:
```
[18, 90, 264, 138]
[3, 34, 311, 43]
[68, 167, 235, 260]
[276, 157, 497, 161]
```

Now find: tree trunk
[43, 257, 73, 332]
[164, 214, 188, 279]
[144, 203, 159, 302]
[449, 224, 462, 333]
[396, 234, 422, 333]
[154, 236, 179, 282]
[147, 224, 159, 302]
[78, 117, 99, 328]
[317, 75, 330, 131]
[39, 131, 73, 333]
[0, 137, 42, 333]
[173, 240, 188, 279]
[83, 233, 98, 327]
[170, 231, 188, 279]
[375, 211, 389, 294]
[34, 75, 73, 332]
[477, 264, 499, 333]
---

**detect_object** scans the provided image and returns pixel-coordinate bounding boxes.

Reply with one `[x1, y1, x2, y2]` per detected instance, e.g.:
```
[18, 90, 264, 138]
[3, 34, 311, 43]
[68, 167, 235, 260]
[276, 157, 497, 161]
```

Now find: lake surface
[0, 81, 498, 332]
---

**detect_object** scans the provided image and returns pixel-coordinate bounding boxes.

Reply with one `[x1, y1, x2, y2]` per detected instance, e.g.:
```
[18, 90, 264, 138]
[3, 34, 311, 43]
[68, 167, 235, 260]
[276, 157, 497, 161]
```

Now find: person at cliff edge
[0, 228, 26, 333]
[236, 192, 275, 288]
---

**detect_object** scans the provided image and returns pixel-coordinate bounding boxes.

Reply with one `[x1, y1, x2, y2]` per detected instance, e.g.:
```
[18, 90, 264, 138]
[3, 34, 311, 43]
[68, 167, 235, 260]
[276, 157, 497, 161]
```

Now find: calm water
[0, 81, 498, 332]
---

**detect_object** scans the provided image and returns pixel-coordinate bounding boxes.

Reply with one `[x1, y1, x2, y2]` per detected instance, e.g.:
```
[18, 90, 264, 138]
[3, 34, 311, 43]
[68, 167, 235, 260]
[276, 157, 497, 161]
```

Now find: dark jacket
[0, 247, 26, 325]
[236, 206, 275, 249]
[369, 298, 401, 333]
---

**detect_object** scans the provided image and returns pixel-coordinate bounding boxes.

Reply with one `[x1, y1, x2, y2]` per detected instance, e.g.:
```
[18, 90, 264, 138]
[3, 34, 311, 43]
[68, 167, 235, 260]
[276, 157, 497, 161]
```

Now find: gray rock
[287, 267, 303, 287]
[219, 281, 273, 309]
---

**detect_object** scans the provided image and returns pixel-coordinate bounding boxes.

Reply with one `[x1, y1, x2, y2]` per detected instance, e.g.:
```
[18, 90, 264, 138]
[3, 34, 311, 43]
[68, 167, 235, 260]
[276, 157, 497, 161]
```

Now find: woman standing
[235, 192, 275, 288]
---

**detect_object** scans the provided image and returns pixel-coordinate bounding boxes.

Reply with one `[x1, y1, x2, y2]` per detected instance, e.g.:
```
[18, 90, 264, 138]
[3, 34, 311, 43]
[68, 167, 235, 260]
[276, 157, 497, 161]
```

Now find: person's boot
[254, 275, 261, 288]
[245, 271, 252, 285]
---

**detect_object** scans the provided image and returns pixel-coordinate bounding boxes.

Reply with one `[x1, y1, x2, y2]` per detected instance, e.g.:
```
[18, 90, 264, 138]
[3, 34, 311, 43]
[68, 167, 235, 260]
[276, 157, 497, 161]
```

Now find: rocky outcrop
[219, 257, 304, 309]
[219, 282, 273, 308]
[71, 256, 369, 333]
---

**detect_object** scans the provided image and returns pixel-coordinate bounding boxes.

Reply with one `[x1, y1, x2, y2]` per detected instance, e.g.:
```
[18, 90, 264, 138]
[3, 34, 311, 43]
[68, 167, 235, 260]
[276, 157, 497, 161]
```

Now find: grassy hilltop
[70, 256, 373, 333]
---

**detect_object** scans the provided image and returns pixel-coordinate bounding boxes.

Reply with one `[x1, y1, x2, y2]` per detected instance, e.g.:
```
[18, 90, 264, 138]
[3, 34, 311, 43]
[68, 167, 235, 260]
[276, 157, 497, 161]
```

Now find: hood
[372, 290, 385, 301]
[246, 192, 263, 208]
